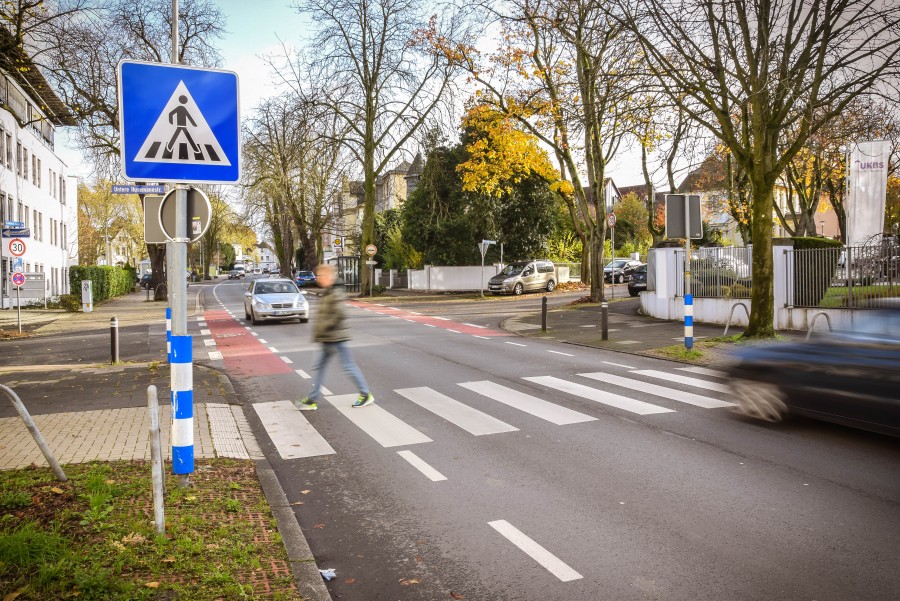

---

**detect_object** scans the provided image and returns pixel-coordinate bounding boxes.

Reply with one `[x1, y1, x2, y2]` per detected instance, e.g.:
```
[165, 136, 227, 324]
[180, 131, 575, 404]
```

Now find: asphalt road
[205, 280, 900, 601]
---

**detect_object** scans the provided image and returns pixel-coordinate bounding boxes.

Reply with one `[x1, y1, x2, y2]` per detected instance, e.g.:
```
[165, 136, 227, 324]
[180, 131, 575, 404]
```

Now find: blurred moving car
[488, 260, 556, 295]
[726, 308, 900, 437]
[295, 270, 317, 287]
[627, 264, 648, 297]
[243, 278, 309, 325]
[604, 259, 643, 284]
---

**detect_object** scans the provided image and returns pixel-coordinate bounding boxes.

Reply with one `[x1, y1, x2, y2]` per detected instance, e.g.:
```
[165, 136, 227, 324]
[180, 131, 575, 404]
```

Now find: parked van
[488, 260, 556, 295]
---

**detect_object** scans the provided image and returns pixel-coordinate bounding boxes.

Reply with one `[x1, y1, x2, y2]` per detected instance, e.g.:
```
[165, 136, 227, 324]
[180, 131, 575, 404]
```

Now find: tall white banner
[846, 140, 890, 246]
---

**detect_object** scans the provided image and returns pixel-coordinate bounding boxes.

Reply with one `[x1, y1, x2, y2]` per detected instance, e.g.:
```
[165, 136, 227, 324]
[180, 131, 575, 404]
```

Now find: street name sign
[112, 184, 167, 195]
[118, 60, 240, 183]
[3, 221, 24, 228]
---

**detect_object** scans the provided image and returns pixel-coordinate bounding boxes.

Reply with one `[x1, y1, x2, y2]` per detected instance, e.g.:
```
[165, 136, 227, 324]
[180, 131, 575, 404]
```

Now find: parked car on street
[243, 278, 309, 325]
[139, 272, 153, 289]
[725, 307, 900, 437]
[488, 260, 556, 295]
[604, 259, 643, 284]
[228, 269, 243, 280]
[627, 264, 648, 297]
[295, 270, 317, 287]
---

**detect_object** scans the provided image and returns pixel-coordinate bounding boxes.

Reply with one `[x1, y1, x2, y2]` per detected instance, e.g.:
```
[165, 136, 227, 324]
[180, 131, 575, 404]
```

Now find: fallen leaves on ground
[399, 578, 420, 586]
[450, 592, 464, 599]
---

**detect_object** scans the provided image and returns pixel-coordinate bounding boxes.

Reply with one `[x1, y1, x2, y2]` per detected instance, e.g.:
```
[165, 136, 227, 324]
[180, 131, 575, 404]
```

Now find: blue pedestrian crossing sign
[117, 60, 240, 183]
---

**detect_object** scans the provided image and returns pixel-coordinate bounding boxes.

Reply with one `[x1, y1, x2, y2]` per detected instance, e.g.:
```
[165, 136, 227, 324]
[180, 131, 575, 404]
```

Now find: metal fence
[786, 244, 900, 309]
[676, 246, 754, 299]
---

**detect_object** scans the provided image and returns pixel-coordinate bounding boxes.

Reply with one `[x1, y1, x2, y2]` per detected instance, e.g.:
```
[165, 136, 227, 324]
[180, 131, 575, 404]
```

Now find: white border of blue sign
[117, 60, 240, 184]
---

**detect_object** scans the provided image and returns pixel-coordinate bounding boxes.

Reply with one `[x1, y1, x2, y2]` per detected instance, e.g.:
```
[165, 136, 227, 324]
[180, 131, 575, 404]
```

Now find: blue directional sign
[117, 60, 240, 184]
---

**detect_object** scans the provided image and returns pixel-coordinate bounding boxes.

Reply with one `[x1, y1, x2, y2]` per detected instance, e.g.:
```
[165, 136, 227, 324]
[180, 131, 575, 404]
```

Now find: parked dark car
[604, 259, 643, 284]
[139, 273, 153, 289]
[726, 308, 900, 437]
[295, 270, 317, 287]
[627, 264, 648, 297]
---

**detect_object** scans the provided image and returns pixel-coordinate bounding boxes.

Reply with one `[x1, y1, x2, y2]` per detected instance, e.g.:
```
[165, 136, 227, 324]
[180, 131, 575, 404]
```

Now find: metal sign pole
[684, 197, 693, 350]
[16, 285, 21, 332]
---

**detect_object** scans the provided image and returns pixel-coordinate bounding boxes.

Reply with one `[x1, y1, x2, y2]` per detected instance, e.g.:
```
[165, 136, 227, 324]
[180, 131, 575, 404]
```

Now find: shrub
[58, 294, 81, 312]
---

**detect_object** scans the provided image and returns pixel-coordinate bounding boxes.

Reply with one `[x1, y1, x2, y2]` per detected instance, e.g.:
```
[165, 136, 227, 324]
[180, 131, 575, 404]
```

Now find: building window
[16, 143, 21, 176]
[59, 221, 64, 248]
[5, 133, 12, 168]
[22, 148, 28, 181]
[0, 193, 5, 222]
[36, 158, 41, 187]
[0, 125, 4, 168]
[38, 213, 42, 242]
[23, 205, 28, 227]
[31, 155, 36, 185]
[33, 210, 38, 237]
[60, 175, 66, 204]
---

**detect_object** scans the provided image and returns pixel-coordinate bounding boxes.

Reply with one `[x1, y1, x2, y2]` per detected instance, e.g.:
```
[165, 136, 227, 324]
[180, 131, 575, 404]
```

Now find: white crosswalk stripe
[524, 376, 674, 415]
[395, 387, 519, 436]
[253, 401, 335, 459]
[324, 394, 432, 447]
[459, 381, 597, 425]
[630, 370, 732, 393]
[677, 366, 730, 379]
[578, 372, 734, 409]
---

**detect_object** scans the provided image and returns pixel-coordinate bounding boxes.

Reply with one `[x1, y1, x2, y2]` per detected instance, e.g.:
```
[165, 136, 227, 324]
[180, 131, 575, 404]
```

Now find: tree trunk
[745, 181, 776, 337]
[589, 229, 604, 302]
[148, 243, 166, 301]
[360, 141, 377, 295]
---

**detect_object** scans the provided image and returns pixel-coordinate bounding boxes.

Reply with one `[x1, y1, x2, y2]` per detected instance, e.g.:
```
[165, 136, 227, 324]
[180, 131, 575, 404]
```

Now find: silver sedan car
[243, 278, 309, 324]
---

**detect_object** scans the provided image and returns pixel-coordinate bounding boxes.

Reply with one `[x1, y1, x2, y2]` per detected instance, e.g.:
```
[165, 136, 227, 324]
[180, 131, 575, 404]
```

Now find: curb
[255, 459, 333, 601]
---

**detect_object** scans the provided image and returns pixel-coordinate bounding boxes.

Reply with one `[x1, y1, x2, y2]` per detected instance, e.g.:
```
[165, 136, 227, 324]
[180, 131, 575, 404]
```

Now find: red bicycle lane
[203, 310, 294, 377]
[348, 302, 510, 337]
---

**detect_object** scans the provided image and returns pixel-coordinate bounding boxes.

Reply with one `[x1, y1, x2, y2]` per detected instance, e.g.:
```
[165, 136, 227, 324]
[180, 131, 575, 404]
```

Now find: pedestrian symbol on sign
[134, 82, 230, 165]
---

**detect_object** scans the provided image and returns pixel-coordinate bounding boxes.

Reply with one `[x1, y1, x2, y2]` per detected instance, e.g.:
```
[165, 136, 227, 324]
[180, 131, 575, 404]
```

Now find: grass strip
[0, 459, 302, 600]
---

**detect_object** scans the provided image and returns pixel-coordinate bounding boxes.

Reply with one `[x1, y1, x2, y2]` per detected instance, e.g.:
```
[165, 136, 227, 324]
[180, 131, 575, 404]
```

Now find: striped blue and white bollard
[165, 308, 172, 363]
[170, 335, 194, 477]
[684, 294, 694, 350]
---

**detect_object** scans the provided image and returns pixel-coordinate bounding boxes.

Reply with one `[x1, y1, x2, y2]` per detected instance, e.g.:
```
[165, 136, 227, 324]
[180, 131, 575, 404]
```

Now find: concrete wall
[640, 243, 878, 333]
[408, 265, 503, 291]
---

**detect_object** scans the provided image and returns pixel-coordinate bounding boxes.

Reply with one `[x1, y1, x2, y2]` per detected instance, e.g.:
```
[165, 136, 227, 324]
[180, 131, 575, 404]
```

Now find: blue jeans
[308, 340, 369, 400]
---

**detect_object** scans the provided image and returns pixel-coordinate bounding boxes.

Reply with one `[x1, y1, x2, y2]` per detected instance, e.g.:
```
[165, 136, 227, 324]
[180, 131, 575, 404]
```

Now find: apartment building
[0, 40, 79, 308]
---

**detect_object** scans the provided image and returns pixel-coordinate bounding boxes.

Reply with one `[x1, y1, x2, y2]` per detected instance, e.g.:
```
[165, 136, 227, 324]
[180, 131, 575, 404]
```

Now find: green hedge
[68, 266, 134, 303]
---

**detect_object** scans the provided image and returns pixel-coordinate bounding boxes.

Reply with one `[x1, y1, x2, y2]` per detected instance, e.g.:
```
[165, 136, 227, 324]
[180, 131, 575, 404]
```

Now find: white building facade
[0, 65, 79, 308]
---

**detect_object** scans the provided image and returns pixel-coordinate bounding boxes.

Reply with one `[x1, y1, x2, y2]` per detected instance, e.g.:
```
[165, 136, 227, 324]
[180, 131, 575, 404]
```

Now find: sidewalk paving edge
[255, 459, 332, 601]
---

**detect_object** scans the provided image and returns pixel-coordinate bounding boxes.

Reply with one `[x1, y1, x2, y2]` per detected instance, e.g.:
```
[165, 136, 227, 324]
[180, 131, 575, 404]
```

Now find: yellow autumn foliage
[457, 104, 566, 198]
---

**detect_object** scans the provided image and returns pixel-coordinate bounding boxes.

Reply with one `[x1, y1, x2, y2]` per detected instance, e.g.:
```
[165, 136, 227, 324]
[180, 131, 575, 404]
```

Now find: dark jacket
[313, 286, 350, 343]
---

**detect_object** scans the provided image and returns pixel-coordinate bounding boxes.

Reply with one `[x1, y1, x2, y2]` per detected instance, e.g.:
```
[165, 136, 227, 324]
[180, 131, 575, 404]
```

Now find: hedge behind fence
[68, 266, 134, 303]
[792, 236, 843, 307]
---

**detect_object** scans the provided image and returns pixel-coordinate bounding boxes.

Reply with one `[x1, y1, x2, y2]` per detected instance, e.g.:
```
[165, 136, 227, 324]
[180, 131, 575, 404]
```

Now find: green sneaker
[353, 392, 374, 408]
[293, 397, 318, 411]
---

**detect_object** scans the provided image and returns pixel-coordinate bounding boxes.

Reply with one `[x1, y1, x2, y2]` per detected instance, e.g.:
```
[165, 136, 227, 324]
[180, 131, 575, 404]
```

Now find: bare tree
[618, 0, 900, 337]
[282, 0, 466, 293]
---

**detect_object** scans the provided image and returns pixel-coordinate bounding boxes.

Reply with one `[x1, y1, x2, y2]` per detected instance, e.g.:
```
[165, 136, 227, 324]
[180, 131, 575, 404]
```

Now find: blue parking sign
[117, 60, 240, 183]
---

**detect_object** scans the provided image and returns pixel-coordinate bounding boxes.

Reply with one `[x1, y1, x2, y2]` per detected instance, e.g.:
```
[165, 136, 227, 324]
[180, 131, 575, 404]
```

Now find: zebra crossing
[253, 367, 735, 460]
